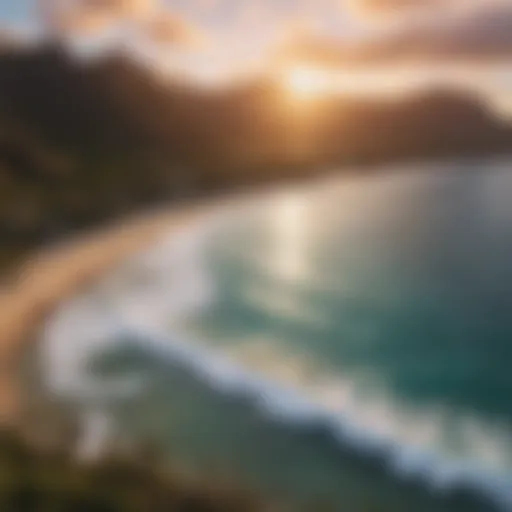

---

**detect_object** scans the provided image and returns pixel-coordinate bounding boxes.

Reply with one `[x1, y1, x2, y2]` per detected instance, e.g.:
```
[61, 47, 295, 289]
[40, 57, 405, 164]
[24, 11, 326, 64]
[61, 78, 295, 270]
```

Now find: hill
[0, 45, 511, 261]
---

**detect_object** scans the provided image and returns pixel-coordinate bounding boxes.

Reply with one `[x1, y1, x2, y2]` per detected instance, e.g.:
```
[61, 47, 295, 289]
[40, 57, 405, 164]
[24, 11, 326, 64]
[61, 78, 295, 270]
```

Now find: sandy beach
[0, 202, 209, 425]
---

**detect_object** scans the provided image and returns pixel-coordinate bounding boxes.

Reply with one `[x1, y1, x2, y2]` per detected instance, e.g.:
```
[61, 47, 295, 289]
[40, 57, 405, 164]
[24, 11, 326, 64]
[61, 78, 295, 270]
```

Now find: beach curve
[0, 201, 211, 424]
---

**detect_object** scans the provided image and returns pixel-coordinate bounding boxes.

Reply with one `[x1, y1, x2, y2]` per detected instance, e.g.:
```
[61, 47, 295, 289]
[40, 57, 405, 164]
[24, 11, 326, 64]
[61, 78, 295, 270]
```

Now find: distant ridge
[0, 45, 511, 254]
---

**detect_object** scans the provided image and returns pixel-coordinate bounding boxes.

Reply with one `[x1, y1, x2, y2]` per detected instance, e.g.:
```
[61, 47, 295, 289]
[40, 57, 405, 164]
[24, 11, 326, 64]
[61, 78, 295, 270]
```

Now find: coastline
[2, 167, 511, 511]
[0, 201, 210, 425]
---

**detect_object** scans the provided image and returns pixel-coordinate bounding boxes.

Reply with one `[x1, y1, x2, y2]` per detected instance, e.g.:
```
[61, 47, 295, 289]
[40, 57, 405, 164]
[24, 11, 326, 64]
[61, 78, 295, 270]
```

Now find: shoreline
[0, 200, 211, 424]
[2, 168, 510, 511]
[0, 176, 312, 426]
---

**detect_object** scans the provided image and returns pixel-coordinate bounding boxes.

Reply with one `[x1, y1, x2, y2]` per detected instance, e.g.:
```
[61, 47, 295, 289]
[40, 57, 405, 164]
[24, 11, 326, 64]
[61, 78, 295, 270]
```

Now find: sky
[0, 0, 32, 26]
[1, 0, 512, 110]
[0, 1, 359, 72]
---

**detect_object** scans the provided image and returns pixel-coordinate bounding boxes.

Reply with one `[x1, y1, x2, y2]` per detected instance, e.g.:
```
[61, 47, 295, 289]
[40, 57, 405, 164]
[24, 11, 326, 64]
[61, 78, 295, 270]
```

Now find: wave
[44, 309, 512, 510]
[86, 326, 512, 510]
[40, 191, 512, 510]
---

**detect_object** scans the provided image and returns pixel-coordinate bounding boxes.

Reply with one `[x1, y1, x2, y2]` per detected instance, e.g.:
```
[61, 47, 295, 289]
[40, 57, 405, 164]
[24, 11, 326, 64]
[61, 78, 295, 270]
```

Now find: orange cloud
[143, 12, 206, 49]
[274, 1, 512, 66]
[37, 1, 114, 37]
[41, 0, 201, 41]
[76, 0, 156, 19]
[59, 9, 118, 36]
[348, 0, 474, 18]
[351, 0, 443, 15]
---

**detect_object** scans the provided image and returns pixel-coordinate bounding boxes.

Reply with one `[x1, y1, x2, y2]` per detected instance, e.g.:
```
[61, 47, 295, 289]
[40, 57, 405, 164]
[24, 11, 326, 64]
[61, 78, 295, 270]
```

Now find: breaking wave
[41, 181, 512, 510]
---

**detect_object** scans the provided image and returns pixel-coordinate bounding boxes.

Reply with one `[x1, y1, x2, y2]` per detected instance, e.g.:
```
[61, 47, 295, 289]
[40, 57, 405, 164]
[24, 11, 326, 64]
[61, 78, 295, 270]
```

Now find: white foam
[40, 208, 223, 458]
[44, 310, 512, 509]
[40, 194, 512, 511]
[117, 328, 512, 510]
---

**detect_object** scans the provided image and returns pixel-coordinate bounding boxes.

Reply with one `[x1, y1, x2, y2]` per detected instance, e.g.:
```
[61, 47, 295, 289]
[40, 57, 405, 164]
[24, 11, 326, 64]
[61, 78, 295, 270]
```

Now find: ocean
[40, 160, 512, 511]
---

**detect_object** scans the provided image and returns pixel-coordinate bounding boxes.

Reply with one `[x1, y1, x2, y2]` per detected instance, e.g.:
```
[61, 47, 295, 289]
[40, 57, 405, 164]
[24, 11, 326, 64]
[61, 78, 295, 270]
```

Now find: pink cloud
[274, 0, 512, 66]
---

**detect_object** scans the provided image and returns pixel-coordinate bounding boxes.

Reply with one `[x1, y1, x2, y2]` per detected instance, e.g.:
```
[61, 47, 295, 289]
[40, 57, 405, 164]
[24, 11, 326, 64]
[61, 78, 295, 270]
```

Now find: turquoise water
[42, 161, 512, 510]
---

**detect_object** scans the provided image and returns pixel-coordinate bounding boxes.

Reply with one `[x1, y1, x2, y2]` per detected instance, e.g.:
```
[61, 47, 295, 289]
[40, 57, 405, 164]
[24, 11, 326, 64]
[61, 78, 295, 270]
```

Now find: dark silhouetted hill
[0, 45, 511, 257]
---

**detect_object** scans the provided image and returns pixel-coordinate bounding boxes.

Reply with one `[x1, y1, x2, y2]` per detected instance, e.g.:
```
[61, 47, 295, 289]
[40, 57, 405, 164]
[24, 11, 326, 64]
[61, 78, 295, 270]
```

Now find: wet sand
[0, 203, 208, 424]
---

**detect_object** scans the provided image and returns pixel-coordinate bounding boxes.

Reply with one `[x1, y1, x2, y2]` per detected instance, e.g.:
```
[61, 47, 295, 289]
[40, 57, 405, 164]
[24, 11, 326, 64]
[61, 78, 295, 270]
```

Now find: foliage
[0, 430, 270, 512]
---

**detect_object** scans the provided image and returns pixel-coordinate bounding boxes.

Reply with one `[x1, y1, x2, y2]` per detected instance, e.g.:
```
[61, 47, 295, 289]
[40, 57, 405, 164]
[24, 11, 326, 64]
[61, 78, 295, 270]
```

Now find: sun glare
[284, 67, 329, 99]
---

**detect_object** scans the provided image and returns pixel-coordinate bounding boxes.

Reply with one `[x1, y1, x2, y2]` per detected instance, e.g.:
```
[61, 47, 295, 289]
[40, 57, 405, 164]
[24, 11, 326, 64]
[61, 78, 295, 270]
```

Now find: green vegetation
[0, 429, 273, 512]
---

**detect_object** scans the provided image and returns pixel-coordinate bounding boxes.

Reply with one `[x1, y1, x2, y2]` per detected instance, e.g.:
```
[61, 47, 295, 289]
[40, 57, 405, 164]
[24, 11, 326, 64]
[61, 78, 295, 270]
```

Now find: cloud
[236, 4, 273, 28]
[57, 12, 116, 37]
[38, 1, 110, 37]
[40, 0, 207, 45]
[194, 0, 221, 14]
[39, 0, 158, 34]
[348, 0, 472, 19]
[142, 11, 206, 49]
[76, 0, 156, 19]
[277, 1, 512, 66]
[363, 2, 512, 62]
[350, 0, 438, 16]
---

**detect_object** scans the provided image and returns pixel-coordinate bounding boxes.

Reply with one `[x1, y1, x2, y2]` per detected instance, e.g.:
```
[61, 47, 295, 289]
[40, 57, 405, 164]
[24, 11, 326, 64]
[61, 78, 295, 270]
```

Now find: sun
[284, 66, 330, 99]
